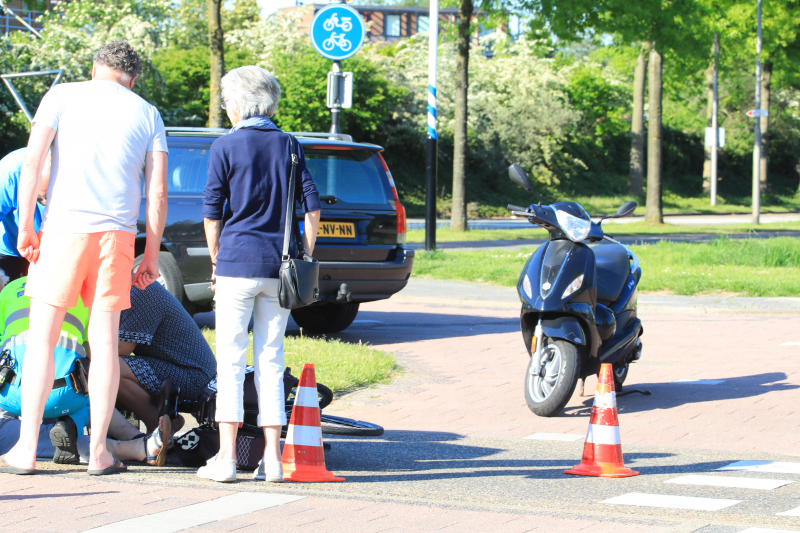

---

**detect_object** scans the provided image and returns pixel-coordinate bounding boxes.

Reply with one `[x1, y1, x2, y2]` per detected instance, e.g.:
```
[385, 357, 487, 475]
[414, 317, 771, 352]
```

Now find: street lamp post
[752, 0, 763, 224]
[425, 0, 439, 251]
[711, 33, 719, 207]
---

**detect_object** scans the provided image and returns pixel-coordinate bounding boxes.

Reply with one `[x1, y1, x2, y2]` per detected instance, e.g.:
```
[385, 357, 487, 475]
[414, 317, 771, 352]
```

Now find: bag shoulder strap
[282, 135, 300, 260]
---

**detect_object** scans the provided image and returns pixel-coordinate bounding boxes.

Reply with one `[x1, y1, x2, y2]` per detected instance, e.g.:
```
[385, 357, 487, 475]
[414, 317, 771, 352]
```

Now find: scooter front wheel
[524, 339, 580, 417]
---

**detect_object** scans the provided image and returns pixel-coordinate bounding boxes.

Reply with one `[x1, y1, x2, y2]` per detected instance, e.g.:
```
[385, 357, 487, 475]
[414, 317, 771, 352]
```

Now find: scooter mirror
[615, 200, 637, 218]
[508, 164, 534, 193]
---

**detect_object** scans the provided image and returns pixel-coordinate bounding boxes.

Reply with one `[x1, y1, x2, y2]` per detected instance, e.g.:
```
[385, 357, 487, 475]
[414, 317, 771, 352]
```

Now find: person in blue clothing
[0, 148, 47, 281]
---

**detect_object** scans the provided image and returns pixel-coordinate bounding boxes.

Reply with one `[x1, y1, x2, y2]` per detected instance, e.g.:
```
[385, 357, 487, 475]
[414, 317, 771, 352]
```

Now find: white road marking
[523, 433, 585, 442]
[82, 492, 304, 533]
[601, 493, 740, 511]
[779, 342, 800, 346]
[741, 529, 800, 533]
[665, 474, 793, 490]
[777, 505, 800, 516]
[672, 379, 725, 385]
[718, 461, 800, 475]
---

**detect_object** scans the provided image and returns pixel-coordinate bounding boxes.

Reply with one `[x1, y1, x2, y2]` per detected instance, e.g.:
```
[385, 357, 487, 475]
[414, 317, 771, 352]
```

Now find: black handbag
[278, 135, 320, 309]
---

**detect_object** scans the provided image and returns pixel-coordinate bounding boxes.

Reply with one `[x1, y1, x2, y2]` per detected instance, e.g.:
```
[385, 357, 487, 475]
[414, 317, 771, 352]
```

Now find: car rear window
[166, 147, 210, 194]
[303, 148, 392, 209]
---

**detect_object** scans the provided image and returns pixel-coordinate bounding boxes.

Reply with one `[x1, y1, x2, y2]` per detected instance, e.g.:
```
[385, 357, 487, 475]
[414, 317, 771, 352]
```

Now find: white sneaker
[197, 454, 237, 483]
[252, 457, 284, 482]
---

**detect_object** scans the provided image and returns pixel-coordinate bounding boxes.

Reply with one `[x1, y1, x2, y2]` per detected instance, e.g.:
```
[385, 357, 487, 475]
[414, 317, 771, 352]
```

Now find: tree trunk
[702, 62, 713, 194]
[628, 49, 648, 196]
[760, 60, 772, 193]
[645, 46, 663, 224]
[208, 0, 225, 128]
[450, 0, 473, 232]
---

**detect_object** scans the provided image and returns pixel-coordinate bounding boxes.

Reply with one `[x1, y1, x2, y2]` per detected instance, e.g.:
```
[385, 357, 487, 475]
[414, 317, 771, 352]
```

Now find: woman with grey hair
[199, 66, 321, 483]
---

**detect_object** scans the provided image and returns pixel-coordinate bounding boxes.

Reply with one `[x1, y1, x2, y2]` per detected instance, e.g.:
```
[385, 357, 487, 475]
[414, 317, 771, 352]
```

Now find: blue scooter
[507, 164, 644, 417]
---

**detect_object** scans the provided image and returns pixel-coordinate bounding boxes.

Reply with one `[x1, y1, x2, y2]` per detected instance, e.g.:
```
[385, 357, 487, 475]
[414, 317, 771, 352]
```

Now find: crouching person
[116, 281, 216, 435]
[0, 275, 173, 468]
[0, 275, 90, 467]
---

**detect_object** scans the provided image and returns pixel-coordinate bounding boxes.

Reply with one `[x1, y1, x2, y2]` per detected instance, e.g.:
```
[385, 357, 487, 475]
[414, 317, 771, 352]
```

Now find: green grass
[412, 237, 800, 297]
[406, 221, 800, 244]
[201, 329, 397, 394]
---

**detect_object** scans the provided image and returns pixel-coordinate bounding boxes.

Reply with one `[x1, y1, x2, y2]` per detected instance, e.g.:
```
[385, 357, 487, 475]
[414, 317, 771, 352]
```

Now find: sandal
[0, 454, 35, 475]
[143, 415, 171, 466]
[88, 458, 127, 476]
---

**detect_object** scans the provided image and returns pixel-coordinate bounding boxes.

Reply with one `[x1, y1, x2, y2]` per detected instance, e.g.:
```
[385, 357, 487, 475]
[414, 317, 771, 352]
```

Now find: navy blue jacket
[202, 128, 321, 279]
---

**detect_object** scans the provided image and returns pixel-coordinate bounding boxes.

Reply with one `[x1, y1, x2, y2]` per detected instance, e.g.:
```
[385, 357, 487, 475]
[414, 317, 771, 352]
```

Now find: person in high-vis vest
[0, 276, 90, 465]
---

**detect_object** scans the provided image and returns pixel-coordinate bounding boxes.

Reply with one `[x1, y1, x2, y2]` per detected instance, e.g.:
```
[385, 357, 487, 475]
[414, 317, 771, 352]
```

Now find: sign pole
[425, 0, 439, 252]
[309, 3, 364, 136]
[752, 0, 762, 224]
[330, 60, 342, 134]
[711, 33, 718, 207]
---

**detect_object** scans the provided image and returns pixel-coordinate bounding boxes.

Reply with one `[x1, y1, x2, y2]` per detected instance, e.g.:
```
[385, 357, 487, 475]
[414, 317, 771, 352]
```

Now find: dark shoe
[50, 416, 80, 465]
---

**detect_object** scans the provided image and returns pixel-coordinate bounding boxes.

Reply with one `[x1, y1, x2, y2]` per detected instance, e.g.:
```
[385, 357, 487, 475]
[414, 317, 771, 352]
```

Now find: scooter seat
[591, 243, 631, 304]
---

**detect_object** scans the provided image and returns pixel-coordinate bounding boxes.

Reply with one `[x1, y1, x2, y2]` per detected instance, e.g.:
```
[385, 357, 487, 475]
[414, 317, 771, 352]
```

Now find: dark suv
[134, 128, 414, 333]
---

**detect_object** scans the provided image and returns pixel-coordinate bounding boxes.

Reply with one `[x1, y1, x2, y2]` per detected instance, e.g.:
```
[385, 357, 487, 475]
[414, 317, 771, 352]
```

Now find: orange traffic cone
[565, 363, 638, 478]
[281, 363, 344, 482]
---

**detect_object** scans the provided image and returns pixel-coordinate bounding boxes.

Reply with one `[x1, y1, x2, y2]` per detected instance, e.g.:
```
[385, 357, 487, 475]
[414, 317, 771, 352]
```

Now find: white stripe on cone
[586, 424, 621, 445]
[593, 392, 616, 409]
[285, 423, 323, 447]
[294, 386, 319, 408]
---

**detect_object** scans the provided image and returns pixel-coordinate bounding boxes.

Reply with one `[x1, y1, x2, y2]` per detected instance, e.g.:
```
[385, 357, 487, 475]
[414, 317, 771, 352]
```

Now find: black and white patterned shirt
[119, 283, 216, 390]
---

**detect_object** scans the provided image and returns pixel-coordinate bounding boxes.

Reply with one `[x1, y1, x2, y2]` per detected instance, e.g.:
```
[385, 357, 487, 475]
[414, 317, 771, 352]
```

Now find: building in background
[0, 1, 46, 36]
[279, 4, 491, 45]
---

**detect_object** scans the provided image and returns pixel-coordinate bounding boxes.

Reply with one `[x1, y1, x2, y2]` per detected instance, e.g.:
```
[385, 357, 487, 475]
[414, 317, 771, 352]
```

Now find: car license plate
[317, 221, 356, 239]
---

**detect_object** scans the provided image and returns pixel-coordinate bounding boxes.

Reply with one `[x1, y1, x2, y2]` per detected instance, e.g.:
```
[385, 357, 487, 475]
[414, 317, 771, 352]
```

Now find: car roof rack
[166, 127, 228, 137]
[165, 128, 355, 144]
[289, 132, 354, 143]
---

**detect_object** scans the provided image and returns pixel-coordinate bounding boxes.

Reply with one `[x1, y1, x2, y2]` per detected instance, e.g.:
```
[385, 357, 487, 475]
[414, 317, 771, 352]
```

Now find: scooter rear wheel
[524, 339, 580, 417]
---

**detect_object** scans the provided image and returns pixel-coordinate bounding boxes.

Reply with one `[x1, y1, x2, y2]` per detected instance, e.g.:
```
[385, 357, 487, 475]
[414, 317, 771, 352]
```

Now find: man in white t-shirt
[0, 42, 169, 476]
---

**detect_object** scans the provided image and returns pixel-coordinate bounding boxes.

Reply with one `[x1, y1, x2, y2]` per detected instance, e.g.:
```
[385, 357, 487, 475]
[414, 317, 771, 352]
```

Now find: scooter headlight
[522, 273, 533, 300]
[556, 209, 591, 242]
[562, 273, 584, 299]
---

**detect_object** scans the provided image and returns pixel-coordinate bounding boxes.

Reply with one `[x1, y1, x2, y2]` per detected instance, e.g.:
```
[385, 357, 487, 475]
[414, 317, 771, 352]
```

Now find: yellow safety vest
[0, 277, 89, 347]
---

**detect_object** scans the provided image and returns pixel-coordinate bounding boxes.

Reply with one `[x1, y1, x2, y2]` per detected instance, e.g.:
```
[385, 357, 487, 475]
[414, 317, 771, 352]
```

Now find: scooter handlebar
[507, 204, 530, 213]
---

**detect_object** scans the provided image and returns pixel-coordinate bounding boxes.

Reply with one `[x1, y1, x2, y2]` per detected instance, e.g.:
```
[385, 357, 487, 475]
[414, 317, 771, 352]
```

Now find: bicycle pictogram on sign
[310, 4, 365, 61]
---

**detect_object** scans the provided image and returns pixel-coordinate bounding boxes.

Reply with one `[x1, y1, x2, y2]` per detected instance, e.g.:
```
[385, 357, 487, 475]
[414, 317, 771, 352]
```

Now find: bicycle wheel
[320, 414, 384, 437]
[317, 383, 333, 410]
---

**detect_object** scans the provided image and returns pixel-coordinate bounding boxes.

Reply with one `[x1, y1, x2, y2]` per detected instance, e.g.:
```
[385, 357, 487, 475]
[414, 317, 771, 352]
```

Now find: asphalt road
[407, 212, 800, 231]
[405, 230, 800, 252]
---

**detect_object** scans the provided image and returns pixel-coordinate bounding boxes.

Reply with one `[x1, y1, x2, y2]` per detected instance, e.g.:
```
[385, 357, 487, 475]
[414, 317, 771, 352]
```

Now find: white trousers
[213, 276, 290, 427]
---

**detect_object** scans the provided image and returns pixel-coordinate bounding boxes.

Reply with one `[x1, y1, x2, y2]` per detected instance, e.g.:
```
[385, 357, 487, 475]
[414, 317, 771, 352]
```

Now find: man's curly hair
[93, 41, 143, 80]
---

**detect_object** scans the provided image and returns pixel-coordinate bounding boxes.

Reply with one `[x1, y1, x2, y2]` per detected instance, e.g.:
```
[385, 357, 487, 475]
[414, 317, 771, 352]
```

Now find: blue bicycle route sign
[309, 4, 365, 61]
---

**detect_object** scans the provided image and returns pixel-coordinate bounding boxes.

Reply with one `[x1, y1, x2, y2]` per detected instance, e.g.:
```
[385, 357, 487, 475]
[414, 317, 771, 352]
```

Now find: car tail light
[378, 153, 406, 245]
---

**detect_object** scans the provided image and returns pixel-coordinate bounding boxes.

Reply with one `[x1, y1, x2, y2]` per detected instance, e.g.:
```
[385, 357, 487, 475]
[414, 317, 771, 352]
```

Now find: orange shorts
[25, 231, 136, 312]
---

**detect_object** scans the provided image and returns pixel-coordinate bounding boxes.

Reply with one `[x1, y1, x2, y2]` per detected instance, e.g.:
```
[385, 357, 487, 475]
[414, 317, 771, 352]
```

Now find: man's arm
[133, 151, 168, 290]
[303, 210, 320, 256]
[18, 123, 56, 262]
[203, 218, 222, 290]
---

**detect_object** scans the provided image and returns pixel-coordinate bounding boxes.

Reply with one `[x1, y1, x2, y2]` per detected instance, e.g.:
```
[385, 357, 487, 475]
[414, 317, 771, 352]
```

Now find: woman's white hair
[221, 66, 281, 119]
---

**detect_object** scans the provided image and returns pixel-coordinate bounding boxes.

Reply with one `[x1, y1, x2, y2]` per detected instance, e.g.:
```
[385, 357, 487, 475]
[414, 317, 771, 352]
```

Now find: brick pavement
[330, 300, 800, 456]
[3, 294, 799, 532]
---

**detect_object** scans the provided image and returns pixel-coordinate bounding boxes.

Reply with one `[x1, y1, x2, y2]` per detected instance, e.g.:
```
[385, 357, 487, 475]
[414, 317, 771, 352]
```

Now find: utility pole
[752, 0, 763, 224]
[711, 34, 719, 206]
[425, 0, 438, 251]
